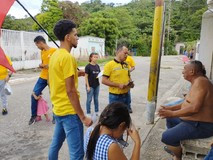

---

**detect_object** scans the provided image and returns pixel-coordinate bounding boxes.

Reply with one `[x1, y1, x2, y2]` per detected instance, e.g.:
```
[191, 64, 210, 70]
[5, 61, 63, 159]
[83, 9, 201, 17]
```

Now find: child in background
[85, 53, 101, 118]
[32, 92, 50, 122]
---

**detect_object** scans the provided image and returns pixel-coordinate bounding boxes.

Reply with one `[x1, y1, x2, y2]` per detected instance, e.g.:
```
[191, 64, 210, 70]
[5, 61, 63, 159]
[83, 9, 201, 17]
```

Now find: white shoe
[91, 113, 98, 124]
[86, 113, 91, 118]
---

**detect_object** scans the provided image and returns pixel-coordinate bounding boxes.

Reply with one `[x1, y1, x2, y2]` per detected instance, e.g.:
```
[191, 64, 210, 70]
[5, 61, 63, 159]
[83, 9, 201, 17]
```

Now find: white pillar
[199, 0, 213, 78]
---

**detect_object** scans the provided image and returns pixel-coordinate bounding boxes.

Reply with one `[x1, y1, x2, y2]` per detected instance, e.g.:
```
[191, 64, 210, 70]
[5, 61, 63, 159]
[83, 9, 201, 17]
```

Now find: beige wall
[199, 1, 213, 79]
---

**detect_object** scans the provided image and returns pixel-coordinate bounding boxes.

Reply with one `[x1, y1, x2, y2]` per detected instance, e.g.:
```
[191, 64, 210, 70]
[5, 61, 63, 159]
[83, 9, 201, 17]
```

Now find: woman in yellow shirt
[0, 55, 12, 115]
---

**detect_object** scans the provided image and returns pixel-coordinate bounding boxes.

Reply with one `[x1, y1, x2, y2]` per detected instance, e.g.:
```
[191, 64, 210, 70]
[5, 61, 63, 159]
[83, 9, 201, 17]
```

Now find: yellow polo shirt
[103, 59, 130, 94]
[49, 49, 79, 116]
[40, 48, 56, 80]
[125, 56, 136, 69]
[0, 56, 12, 80]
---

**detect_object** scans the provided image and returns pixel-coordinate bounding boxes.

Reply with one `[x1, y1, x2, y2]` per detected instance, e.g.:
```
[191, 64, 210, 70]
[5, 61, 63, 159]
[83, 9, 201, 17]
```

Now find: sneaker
[2, 108, 8, 115]
[28, 116, 36, 125]
[95, 112, 99, 117]
[86, 113, 92, 118]
[91, 113, 98, 124]
[128, 108, 133, 114]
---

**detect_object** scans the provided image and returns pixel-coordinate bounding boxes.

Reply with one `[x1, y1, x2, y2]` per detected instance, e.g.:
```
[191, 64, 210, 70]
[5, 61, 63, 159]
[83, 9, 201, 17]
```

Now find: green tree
[59, 1, 89, 27]
[79, 15, 119, 55]
[135, 34, 152, 56]
[81, 0, 107, 13]
[2, 15, 34, 31]
[33, 0, 63, 39]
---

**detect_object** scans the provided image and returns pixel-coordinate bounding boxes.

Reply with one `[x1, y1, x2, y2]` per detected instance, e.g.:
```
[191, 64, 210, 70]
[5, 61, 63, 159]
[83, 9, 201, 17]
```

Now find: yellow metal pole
[146, 0, 164, 124]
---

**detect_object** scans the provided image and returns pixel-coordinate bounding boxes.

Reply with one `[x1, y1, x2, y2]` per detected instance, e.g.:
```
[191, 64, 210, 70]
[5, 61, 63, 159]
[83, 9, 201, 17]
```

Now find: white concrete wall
[12, 60, 41, 70]
[199, 1, 213, 79]
[1, 29, 105, 70]
[72, 37, 89, 58]
[49, 36, 105, 59]
[72, 36, 105, 58]
[0, 29, 47, 70]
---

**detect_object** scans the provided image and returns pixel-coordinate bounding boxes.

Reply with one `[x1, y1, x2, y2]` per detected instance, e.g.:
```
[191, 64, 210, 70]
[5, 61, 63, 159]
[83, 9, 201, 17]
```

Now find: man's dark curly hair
[53, 20, 76, 41]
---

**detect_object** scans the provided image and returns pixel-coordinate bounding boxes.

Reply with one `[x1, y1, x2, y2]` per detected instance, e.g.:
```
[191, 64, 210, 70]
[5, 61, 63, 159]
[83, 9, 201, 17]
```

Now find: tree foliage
[2, 15, 34, 31]
[2, 0, 207, 56]
[32, 0, 63, 39]
[79, 14, 119, 55]
[59, 1, 89, 27]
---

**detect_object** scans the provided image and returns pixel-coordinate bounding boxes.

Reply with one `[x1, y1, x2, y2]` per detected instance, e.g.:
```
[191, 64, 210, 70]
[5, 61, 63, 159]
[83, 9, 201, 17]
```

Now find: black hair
[189, 60, 206, 76]
[34, 36, 46, 43]
[86, 102, 131, 160]
[116, 44, 128, 52]
[89, 52, 98, 62]
[53, 19, 76, 41]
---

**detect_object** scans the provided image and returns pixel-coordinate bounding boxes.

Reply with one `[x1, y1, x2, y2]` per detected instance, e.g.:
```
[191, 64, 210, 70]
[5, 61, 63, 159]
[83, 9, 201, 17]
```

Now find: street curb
[9, 76, 38, 85]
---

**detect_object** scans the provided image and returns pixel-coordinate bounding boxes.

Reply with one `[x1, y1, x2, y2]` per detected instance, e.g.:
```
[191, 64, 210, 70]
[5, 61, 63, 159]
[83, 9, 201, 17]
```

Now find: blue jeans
[164, 98, 184, 106]
[31, 78, 48, 117]
[48, 114, 84, 160]
[161, 118, 213, 146]
[109, 93, 128, 106]
[127, 90, 131, 110]
[86, 85, 100, 114]
[204, 146, 213, 160]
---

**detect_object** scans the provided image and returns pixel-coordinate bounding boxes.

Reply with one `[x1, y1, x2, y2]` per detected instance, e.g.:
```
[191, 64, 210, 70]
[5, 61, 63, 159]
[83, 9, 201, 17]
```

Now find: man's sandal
[164, 146, 175, 156]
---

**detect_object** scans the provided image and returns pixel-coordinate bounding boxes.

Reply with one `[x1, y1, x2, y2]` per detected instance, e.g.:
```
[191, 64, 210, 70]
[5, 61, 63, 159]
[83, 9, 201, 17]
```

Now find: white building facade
[0, 29, 105, 70]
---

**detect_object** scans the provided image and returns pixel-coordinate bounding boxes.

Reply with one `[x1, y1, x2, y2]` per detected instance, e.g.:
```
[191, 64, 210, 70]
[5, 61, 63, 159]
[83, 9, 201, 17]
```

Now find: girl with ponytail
[85, 102, 141, 160]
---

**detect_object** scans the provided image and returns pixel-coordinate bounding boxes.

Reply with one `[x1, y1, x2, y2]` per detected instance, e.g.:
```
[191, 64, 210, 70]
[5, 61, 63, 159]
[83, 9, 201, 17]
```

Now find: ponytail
[86, 123, 101, 160]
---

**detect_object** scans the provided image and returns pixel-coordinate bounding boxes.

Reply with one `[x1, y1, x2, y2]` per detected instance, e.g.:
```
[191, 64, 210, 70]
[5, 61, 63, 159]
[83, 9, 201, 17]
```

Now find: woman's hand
[128, 127, 141, 144]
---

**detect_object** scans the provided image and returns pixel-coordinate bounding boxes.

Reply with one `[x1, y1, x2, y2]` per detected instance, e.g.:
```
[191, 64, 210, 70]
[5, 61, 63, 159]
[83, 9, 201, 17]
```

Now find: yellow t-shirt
[40, 48, 56, 80]
[49, 49, 79, 116]
[103, 59, 130, 94]
[125, 56, 136, 69]
[0, 56, 12, 80]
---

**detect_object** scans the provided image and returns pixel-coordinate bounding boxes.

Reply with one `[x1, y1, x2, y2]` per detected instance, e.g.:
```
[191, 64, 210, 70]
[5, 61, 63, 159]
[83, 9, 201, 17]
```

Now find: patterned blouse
[84, 127, 116, 160]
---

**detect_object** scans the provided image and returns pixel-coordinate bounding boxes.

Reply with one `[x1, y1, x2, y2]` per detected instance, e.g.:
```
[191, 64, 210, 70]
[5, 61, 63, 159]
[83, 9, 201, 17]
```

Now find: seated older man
[159, 60, 213, 160]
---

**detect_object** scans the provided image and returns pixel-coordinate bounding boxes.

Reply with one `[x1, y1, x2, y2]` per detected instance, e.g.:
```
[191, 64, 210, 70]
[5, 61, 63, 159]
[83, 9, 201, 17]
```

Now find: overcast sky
[8, 0, 132, 19]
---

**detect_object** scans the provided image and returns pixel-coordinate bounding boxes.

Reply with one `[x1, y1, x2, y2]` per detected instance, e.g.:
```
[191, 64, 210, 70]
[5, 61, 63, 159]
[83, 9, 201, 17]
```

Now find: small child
[32, 92, 50, 122]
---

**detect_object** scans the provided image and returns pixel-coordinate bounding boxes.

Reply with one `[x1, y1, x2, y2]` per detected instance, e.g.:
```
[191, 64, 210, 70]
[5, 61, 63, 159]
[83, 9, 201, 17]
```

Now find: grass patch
[77, 56, 114, 67]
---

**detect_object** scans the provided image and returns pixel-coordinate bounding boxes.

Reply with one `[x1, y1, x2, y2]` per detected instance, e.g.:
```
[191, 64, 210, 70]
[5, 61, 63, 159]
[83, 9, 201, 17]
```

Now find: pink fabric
[37, 97, 49, 116]
[182, 55, 189, 63]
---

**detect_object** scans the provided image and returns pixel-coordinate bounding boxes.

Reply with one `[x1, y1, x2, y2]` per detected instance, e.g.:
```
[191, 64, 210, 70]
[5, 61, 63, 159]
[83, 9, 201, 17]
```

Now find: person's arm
[108, 143, 127, 160]
[85, 73, 90, 92]
[102, 76, 127, 89]
[78, 69, 85, 77]
[108, 128, 141, 160]
[65, 76, 92, 127]
[130, 66, 135, 72]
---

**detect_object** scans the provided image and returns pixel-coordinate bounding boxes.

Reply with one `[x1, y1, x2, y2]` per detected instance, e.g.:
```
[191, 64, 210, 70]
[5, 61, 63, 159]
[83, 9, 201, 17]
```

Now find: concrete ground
[0, 55, 187, 160]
